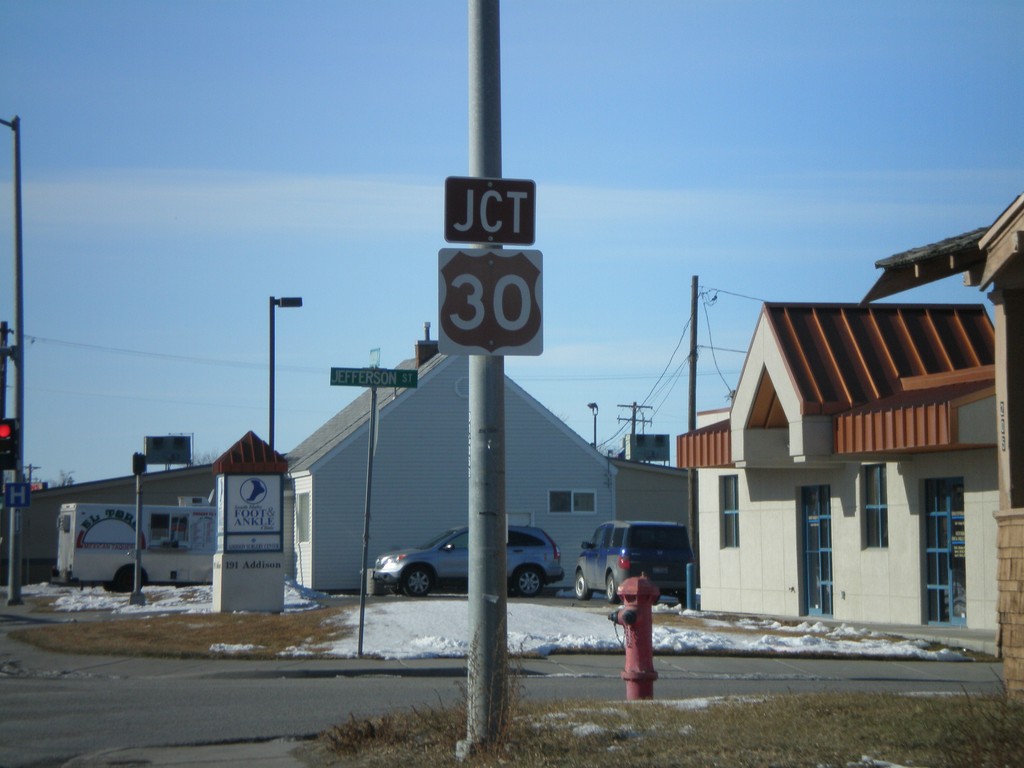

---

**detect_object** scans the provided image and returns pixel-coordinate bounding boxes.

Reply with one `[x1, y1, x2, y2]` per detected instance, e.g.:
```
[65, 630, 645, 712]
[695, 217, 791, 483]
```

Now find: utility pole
[3, 116, 25, 606]
[459, 0, 508, 758]
[0, 322, 7, 419]
[687, 276, 700, 580]
[617, 402, 652, 436]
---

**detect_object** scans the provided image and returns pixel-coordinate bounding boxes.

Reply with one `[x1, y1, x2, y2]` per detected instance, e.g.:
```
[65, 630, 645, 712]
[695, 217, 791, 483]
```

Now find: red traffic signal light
[0, 418, 17, 470]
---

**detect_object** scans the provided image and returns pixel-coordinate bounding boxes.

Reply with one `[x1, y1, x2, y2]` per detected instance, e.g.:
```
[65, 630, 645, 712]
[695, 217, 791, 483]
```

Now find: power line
[701, 293, 739, 402]
[702, 286, 768, 303]
[25, 334, 319, 373]
[29, 332, 741, 385]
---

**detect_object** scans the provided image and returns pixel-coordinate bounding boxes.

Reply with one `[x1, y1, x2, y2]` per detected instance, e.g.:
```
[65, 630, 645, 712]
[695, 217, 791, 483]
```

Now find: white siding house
[286, 340, 683, 592]
[678, 303, 999, 630]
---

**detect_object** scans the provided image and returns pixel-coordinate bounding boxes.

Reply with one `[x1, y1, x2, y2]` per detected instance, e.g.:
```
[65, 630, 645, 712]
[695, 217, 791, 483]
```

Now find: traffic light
[0, 418, 18, 471]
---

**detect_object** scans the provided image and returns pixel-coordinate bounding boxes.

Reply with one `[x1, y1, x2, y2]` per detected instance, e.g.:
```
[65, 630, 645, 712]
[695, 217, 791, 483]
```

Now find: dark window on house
[864, 464, 888, 548]
[549, 491, 572, 513]
[296, 493, 311, 543]
[549, 490, 596, 514]
[722, 474, 740, 548]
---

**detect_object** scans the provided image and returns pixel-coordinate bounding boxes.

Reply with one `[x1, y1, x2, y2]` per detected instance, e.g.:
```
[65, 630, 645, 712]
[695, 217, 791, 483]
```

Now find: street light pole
[588, 402, 599, 449]
[268, 296, 302, 452]
[2, 116, 24, 606]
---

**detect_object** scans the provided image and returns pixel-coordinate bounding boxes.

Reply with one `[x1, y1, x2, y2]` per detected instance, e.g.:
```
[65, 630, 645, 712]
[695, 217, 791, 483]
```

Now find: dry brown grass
[307, 691, 1024, 767]
[11, 606, 348, 659]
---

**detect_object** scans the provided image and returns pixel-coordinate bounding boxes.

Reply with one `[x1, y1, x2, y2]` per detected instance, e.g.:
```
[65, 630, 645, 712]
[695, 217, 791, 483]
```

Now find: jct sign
[438, 248, 543, 355]
[444, 176, 536, 246]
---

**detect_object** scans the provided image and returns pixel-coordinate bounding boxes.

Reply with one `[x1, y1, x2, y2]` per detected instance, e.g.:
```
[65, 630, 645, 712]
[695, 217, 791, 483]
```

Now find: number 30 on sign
[438, 248, 543, 356]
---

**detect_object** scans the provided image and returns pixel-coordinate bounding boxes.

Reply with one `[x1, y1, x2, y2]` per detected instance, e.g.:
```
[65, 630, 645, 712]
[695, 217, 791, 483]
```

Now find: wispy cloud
[25, 170, 442, 236]
[21, 166, 1012, 245]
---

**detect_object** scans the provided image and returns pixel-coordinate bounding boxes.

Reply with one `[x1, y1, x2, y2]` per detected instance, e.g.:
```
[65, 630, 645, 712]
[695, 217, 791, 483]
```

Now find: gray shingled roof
[875, 227, 987, 269]
[285, 353, 450, 473]
[863, 227, 988, 302]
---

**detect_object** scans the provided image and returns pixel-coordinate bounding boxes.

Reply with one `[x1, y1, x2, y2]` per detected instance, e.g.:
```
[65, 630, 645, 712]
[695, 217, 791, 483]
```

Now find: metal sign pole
[129, 453, 146, 606]
[461, 0, 508, 755]
[2, 116, 24, 606]
[357, 384, 378, 658]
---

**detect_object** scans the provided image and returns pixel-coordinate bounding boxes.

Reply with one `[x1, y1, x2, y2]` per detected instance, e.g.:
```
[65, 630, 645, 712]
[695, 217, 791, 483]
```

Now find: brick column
[997, 510, 1024, 697]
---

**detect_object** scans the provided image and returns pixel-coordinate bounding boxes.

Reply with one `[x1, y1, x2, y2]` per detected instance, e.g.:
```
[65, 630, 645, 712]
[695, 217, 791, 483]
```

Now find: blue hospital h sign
[5, 482, 31, 508]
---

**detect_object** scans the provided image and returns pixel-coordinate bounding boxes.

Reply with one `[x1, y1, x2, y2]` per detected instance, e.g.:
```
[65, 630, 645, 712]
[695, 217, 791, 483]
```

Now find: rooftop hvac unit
[623, 433, 670, 462]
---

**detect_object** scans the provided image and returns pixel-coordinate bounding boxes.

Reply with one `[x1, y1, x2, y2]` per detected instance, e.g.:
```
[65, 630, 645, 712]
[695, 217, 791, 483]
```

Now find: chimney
[416, 321, 439, 367]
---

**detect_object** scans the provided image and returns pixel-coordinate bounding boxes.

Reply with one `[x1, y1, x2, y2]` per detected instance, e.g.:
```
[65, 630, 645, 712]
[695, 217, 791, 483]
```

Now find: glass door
[802, 485, 833, 617]
[924, 478, 966, 625]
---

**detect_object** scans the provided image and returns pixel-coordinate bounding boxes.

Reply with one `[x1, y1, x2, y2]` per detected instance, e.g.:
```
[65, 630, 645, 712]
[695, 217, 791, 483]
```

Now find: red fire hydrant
[608, 574, 660, 700]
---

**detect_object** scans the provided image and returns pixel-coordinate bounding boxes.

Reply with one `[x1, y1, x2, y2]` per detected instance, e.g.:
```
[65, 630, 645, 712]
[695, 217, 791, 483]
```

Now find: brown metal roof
[834, 377, 994, 455]
[676, 419, 732, 468]
[677, 303, 995, 468]
[213, 431, 289, 475]
[762, 303, 994, 416]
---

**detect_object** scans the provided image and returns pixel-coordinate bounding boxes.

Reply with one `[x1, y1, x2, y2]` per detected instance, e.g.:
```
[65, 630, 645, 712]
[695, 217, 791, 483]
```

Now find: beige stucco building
[679, 303, 998, 630]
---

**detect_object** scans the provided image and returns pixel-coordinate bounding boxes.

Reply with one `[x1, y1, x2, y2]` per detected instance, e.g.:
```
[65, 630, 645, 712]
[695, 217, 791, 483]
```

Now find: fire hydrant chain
[607, 575, 659, 700]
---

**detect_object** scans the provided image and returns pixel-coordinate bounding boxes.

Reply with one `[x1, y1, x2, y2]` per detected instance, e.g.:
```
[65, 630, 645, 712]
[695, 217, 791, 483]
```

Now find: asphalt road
[0, 599, 1005, 768]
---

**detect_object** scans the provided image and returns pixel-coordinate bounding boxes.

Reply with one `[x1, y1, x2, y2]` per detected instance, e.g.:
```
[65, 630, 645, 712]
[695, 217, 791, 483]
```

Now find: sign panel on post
[438, 248, 543, 356]
[330, 367, 418, 388]
[5, 482, 30, 508]
[218, 474, 283, 553]
[444, 176, 536, 246]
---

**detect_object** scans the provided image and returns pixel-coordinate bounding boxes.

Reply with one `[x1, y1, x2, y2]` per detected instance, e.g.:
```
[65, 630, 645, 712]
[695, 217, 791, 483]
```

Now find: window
[445, 531, 469, 550]
[149, 513, 189, 548]
[721, 475, 739, 548]
[507, 530, 543, 547]
[549, 490, 596, 514]
[296, 493, 311, 543]
[864, 464, 888, 548]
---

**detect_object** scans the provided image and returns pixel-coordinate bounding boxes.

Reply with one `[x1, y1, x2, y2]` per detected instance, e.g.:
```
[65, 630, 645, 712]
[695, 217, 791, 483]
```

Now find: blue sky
[2, 1, 1022, 485]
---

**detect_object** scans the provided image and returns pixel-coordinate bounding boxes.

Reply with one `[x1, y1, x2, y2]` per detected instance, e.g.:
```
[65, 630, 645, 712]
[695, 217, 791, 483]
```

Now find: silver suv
[575, 520, 694, 603]
[372, 525, 564, 598]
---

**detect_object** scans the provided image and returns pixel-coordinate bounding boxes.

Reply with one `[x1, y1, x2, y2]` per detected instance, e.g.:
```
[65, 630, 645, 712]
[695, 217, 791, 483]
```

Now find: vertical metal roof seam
[812, 306, 853, 407]
[865, 310, 900, 389]
[894, 308, 926, 378]
[840, 307, 881, 401]
[781, 306, 824, 408]
[954, 307, 984, 368]
[922, 308, 955, 372]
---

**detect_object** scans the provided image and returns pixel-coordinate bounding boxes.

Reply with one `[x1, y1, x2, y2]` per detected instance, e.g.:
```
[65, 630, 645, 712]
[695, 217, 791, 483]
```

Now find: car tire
[574, 570, 592, 601]
[605, 573, 620, 604]
[512, 566, 543, 598]
[401, 565, 433, 597]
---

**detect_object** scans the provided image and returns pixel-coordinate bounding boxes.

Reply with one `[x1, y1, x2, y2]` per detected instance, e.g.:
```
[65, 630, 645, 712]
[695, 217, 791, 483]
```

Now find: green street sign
[330, 367, 418, 389]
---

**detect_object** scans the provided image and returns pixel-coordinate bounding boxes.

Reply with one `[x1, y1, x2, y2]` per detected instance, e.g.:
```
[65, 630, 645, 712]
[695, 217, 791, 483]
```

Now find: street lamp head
[272, 296, 303, 308]
[587, 402, 598, 413]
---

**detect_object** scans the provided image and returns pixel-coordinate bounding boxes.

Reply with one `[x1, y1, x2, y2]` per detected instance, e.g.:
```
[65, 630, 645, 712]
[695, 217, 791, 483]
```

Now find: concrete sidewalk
[797, 615, 998, 656]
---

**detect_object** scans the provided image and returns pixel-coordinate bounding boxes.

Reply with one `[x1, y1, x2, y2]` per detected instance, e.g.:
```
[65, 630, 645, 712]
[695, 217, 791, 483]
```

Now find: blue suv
[574, 521, 694, 603]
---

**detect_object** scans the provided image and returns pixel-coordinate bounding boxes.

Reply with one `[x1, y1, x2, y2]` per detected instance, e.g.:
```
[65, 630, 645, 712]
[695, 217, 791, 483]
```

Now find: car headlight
[375, 554, 406, 569]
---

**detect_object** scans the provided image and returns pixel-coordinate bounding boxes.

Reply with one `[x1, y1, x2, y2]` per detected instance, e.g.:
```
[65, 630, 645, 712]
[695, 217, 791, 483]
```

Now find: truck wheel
[401, 565, 433, 597]
[511, 566, 543, 598]
[605, 573, 621, 604]
[110, 565, 144, 593]
[574, 570, 592, 601]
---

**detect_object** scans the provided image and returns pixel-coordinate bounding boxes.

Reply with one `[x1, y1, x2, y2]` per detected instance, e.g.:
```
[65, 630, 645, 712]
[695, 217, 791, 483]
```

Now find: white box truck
[55, 501, 217, 591]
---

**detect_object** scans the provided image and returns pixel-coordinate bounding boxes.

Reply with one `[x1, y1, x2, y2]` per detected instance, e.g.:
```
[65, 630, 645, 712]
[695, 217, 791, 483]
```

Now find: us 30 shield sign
[438, 248, 543, 355]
